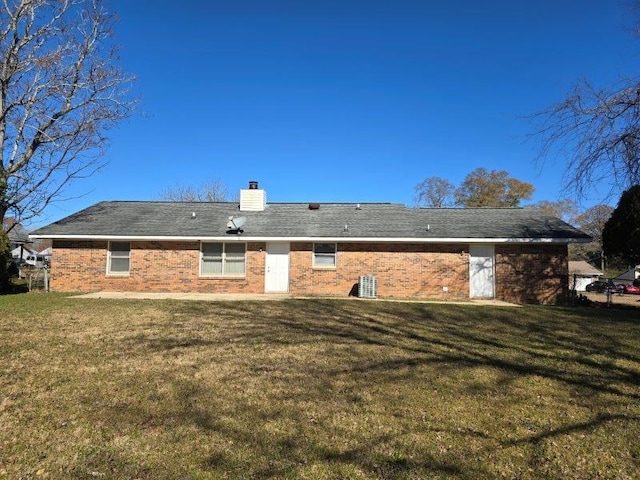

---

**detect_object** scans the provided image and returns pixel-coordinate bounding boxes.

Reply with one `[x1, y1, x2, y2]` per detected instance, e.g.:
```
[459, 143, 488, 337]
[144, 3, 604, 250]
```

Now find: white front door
[469, 244, 495, 298]
[265, 242, 290, 293]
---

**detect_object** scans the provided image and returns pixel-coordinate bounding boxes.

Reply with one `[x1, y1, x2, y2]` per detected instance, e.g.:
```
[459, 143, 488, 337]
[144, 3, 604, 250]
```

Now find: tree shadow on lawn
[126, 334, 217, 351]
[109, 299, 640, 477]
[135, 297, 640, 404]
[502, 412, 640, 447]
[259, 300, 640, 399]
[171, 379, 471, 479]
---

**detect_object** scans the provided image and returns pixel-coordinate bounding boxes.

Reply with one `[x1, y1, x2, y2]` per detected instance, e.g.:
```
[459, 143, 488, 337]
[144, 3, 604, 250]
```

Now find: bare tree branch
[0, 0, 135, 224]
[531, 79, 640, 200]
[414, 176, 455, 207]
[527, 198, 578, 224]
[159, 179, 233, 203]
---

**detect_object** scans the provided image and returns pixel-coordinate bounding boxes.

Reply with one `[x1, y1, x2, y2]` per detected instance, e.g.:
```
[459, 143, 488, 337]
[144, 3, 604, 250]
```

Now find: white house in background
[11, 245, 35, 262]
[4, 217, 30, 250]
[614, 266, 639, 283]
[23, 246, 53, 267]
[568, 261, 603, 291]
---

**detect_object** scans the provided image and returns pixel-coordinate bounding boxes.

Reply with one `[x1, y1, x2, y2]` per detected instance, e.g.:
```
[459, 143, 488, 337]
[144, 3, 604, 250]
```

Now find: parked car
[620, 284, 640, 295]
[585, 280, 617, 293]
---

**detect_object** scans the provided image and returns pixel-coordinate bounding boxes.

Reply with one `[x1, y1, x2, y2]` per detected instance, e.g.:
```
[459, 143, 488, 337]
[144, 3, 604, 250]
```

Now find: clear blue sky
[37, 0, 640, 225]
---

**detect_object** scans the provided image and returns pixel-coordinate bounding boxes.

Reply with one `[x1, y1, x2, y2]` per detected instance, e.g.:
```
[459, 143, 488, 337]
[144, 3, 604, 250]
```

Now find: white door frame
[265, 242, 290, 293]
[469, 244, 495, 298]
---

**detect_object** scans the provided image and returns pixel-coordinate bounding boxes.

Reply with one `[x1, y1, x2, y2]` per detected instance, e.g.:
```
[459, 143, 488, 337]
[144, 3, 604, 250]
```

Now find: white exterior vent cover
[358, 275, 377, 298]
[240, 188, 266, 212]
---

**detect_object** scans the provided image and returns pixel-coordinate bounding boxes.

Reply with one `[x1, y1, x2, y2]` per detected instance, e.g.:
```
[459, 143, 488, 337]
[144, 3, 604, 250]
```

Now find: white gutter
[29, 234, 591, 244]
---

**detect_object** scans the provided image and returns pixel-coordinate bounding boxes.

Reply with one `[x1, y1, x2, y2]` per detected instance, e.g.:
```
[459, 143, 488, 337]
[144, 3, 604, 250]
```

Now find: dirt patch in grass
[1, 294, 640, 479]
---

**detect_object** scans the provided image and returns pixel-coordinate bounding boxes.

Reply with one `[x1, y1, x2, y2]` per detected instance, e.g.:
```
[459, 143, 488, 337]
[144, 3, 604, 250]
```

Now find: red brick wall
[495, 244, 568, 305]
[50, 240, 568, 304]
[289, 242, 469, 300]
[51, 240, 266, 294]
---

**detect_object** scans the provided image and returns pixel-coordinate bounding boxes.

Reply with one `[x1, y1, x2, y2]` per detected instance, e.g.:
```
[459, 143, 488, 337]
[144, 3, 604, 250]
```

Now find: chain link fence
[19, 265, 49, 292]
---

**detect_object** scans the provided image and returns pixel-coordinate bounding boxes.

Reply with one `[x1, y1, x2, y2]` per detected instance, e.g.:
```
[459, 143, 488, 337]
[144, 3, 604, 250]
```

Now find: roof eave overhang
[30, 234, 592, 244]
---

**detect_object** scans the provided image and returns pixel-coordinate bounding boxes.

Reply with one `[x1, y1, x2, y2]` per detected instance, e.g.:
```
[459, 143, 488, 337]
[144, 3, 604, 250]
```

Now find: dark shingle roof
[3, 218, 30, 244]
[30, 201, 591, 242]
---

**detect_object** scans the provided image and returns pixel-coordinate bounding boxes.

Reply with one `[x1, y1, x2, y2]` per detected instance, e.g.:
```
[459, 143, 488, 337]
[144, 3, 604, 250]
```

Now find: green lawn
[1, 294, 639, 479]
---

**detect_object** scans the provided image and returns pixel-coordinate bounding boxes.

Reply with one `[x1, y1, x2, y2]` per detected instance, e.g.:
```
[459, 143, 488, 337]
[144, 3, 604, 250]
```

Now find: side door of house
[265, 242, 290, 293]
[469, 244, 495, 298]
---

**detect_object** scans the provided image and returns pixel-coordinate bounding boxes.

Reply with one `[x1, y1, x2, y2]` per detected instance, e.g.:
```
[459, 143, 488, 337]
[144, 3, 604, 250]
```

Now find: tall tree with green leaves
[454, 168, 534, 207]
[602, 186, 640, 267]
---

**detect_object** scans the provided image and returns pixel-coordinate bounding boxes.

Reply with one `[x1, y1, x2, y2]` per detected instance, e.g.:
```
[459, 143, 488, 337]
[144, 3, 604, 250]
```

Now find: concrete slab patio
[72, 292, 291, 301]
[71, 291, 519, 306]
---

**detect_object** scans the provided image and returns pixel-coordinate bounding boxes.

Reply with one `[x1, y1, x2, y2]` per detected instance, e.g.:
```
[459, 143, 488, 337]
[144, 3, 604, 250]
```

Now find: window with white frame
[107, 241, 130, 275]
[201, 242, 246, 276]
[313, 242, 336, 268]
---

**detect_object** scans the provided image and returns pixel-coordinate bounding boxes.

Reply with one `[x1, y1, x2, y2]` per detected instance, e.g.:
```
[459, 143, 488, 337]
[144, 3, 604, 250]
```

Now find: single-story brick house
[30, 182, 591, 304]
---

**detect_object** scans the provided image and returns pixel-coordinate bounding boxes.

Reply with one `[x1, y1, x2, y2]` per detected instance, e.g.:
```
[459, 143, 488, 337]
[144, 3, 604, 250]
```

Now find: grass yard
[1, 294, 640, 479]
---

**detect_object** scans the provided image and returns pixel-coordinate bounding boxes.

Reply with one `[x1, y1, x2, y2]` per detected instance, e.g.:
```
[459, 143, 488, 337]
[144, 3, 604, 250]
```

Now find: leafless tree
[159, 179, 232, 202]
[0, 0, 135, 225]
[532, 79, 640, 200]
[414, 176, 455, 207]
[527, 198, 578, 223]
[570, 204, 614, 271]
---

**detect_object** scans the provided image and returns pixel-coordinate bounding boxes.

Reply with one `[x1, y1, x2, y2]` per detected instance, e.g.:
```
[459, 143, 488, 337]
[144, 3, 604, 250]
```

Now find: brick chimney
[239, 181, 266, 211]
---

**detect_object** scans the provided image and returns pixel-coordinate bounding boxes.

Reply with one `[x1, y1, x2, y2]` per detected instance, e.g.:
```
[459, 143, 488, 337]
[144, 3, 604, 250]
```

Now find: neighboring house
[4, 217, 32, 263]
[3, 217, 30, 250]
[30, 182, 591, 304]
[10, 245, 36, 262]
[568, 260, 603, 291]
[38, 246, 53, 263]
[614, 267, 639, 283]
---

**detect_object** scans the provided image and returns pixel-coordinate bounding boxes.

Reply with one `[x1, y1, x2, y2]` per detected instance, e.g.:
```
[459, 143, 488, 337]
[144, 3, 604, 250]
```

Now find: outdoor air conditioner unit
[358, 275, 377, 299]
